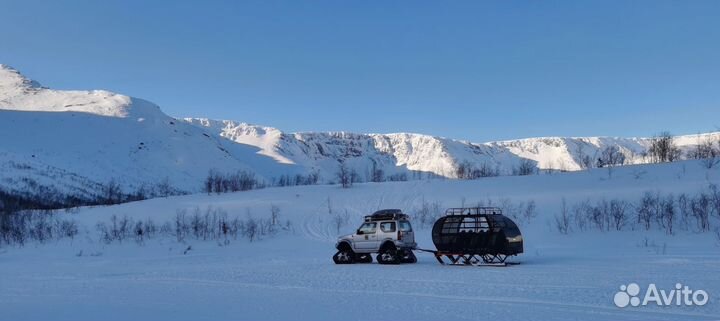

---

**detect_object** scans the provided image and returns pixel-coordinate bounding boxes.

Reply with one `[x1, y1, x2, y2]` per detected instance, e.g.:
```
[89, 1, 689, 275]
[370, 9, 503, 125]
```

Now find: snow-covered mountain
[1, 64, 717, 200]
[185, 118, 719, 181]
[0, 64, 301, 198]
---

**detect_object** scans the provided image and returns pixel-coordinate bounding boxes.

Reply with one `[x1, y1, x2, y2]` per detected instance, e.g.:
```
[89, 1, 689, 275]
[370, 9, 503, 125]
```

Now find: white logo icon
[614, 283, 641, 307]
[614, 283, 709, 308]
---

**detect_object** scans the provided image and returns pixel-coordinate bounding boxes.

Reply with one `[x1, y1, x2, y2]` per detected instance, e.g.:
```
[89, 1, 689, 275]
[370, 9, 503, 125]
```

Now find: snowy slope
[1, 159, 718, 321]
[0, 65, 301, 196]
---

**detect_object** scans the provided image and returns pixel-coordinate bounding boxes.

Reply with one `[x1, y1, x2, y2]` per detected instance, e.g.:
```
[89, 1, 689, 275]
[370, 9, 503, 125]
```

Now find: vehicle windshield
[399, 220, 412, 232]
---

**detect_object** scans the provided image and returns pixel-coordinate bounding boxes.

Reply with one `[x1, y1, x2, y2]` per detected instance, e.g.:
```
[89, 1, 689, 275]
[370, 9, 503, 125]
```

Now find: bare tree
[660, 195, 676, 234]
[270, 205, 280, 226]
[101, 179, 124, 205]
[572, 200, 590, 232]
[523, 200, 537, 222]
[332, 209, 350, 234]
[371, 161, 385, 183]
[636, 192, 657, 230]
[648, 131, 682, 163]
[709, 184, 720, 220]
[609, 199, 629, 231]
[455, 161, 469, 179]
[686, 135, 720, 168]
[337, 162, 352, 188]
[514, 159, 536, 176]
[690, 136, 717, 159]
[477, 162, 500, 178]
[690, 193, 711, 232]
[555, 198, 570, 234]
[596, 145, 626, 168]
[350, 168, 360, 185]
[245, 212, 258, 242]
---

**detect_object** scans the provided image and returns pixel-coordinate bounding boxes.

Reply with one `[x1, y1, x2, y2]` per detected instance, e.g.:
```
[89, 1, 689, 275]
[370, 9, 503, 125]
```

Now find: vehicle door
[379, 221, 397, 246]
[398, 220, 414, 244]
[353, 222, 378, 250]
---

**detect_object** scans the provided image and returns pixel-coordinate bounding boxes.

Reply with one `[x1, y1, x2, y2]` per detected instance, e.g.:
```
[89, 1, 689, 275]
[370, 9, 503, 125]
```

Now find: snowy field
[1, 160, 719, 321]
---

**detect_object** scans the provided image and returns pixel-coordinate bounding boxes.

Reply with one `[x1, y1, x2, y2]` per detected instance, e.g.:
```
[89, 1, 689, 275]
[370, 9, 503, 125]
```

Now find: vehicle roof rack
[364, 209, 409, 222]
[444, 207, 503, 216]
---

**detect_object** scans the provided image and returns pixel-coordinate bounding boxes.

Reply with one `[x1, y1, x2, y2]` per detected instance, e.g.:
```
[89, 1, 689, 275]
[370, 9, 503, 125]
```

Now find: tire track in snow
[300, 200, 336, 243]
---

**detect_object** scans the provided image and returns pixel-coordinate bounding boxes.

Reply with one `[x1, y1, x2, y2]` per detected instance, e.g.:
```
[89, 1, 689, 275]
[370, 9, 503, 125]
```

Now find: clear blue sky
[2, 0, 719, 142]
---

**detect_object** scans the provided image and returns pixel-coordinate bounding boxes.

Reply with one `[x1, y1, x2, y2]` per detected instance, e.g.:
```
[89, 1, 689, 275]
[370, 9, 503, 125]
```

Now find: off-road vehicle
[333, 209, 417, 264]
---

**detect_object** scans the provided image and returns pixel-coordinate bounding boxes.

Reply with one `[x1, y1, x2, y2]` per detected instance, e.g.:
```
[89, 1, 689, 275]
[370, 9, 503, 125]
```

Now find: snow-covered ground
[1, 160, 719, 320]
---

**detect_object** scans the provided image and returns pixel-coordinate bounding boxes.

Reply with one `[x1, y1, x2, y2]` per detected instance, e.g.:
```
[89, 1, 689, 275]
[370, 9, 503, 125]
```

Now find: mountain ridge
[1, 64, 717, 201]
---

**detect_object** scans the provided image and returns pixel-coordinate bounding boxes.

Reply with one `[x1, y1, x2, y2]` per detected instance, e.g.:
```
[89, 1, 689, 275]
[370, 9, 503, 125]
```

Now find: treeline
[555, 184, 720, 235]
[204, 170, 323, 193]
[203, 170, 263, 194]
[274, 172, 320, 187]
[96, 206, 289, 245]
[0, 178, 185, 215]
[411, 197, 537, 229]
[0, 188, 88, 213]
[0, 209, 79, 246]
[100, 178, 185, 205]
[1, 205, 289, 247]
[587, 131, 720, 169]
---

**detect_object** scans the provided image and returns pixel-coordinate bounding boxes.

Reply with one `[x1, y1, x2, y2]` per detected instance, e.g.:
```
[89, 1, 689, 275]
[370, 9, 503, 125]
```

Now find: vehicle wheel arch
[336, 241, 353, 251]
[379, 240, 396, 251]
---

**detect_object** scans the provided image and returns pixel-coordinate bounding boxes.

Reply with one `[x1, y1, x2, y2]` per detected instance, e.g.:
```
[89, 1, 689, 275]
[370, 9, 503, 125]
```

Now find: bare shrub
[709, 184, 720, 220]
[245, 215, 258, 242]
[332, 209, 350, 234]
[513, 159, 537, 176]
[337, 162, 352, 188]
[572, 200, 591, 232]
[636, 192, 658, 230]
[648, 131, 682, 163]
[96, 215, 133, 244]
[555, 198, 570, 234]
[270, 205, 281, 226]
[590, 200, 610, 231]
[689, 136, 719, 168]
[660, 195, 676, 234]
[609, 199, 629, 231]
[204, 170, 260, 194]
[0, 210, 81, 246]
[596, 146, 626, 168]
[175, 209, 189, 242]
[523, 200, 537, 222]
[413, 198, 443, 229]
[677, 193, 691, 231]
[558, 186, 719, 234]
[370, 161, 385, 183]
[101, 179, 124, 205]
[690, 193, 712, 232]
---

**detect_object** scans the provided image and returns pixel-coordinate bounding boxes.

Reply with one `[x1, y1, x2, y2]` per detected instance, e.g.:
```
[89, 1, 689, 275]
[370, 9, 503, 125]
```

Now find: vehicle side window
[399, 221, 412, 232]
[458, 216, 489, 233]
[459, 217, 476, 233]
[380, 222, 396, 232]
[478, 217, 490, 232]
[358, 222, 377, 234]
